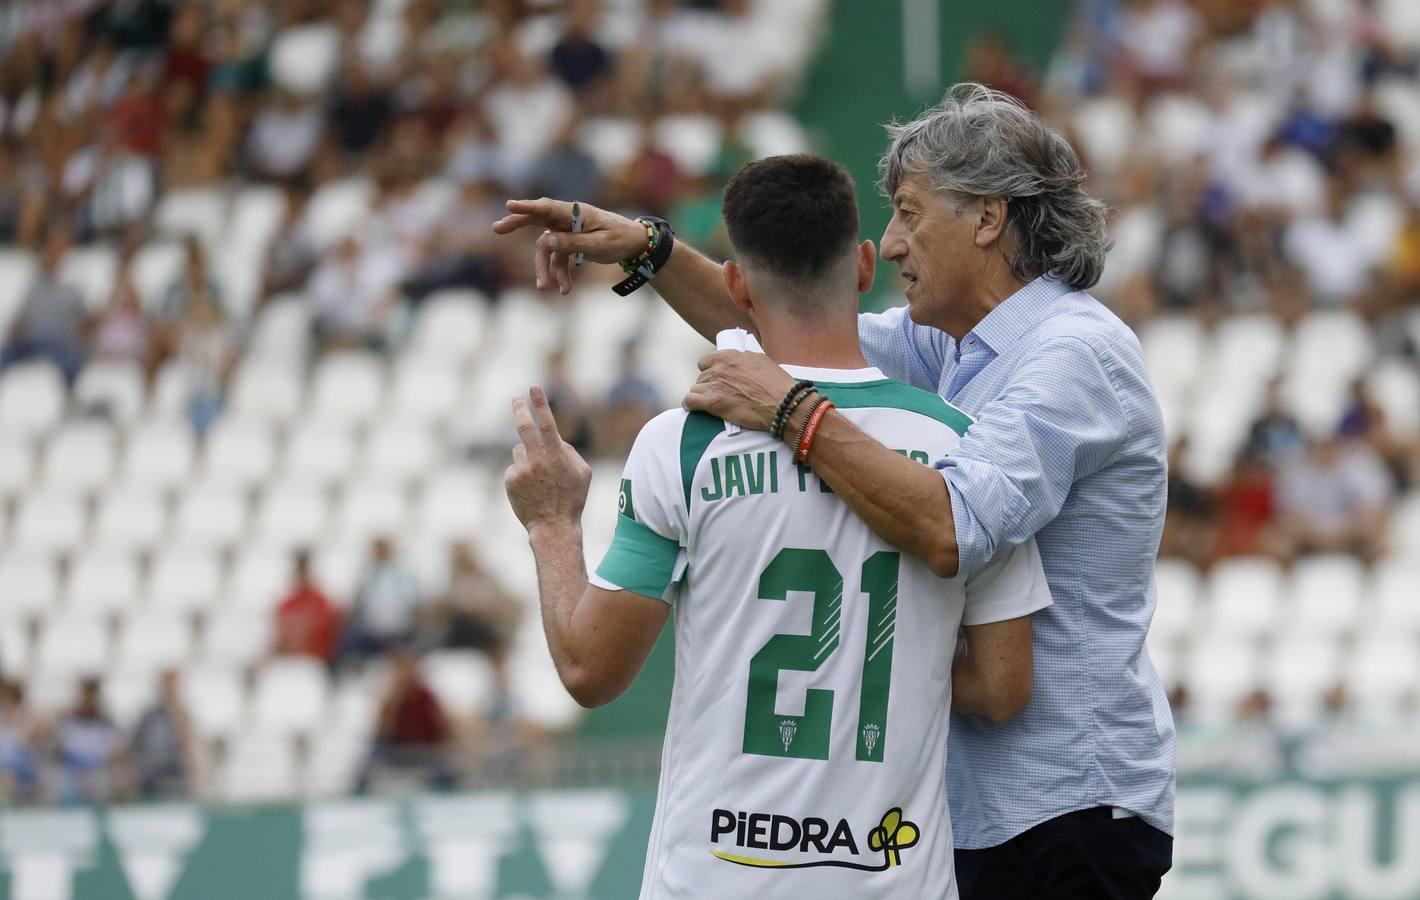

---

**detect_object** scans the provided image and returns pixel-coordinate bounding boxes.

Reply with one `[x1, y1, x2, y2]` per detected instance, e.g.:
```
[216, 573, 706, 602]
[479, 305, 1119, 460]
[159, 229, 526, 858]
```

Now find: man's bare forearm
[527, 521, 592, 677]
[653, 241, 750, 341]
[792, 410, 960, 577]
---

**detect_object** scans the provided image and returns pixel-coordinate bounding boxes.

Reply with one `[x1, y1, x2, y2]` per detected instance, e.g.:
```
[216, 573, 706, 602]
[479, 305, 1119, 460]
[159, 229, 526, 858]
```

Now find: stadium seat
[577, 116, 642, 172]
[1263, 635, 1341, 726]
[1150, 558, 1201, 643]
[65, 550, 141, 616]
[0, 248, 37, 335]
[154, 187, 227, 247]
[509, 635, 580, 731]
[283, 424, 357, 487]
[414, 468, 489, 542]
[407, 291, 489, 362]
[172, 483, 249, 549]
[304, 176, 374, 249]
[250, 657, 330, 736]
[74, 360, 147, 423]
[199, 609, 273, 670]
[226, 185, 288, 260]
[332, 482, 407, 542]
[1138, 316, 1204, 403]
[1205, 557, 1283, 637]
[130, 241, 187, 311]
[230, 362, 304, 424]
[227, 546, 293, 611]
[248, 297, 312, 361]
[269, 23, 341, 96]
[653, 114, 724, 177]
[1143, 94, 1212, 165]
[182, 665, 248, 740]
[148, 548, 224, 614]
[34, 609, 111, 677]
[1212, 314, 1285, 385]
[1373, 561, 1420, 634]
[11, 491, 87, 553]
[0, 438, 35, 501]
[309, 353, 385, 426]
[145, 359, 193, 421]
[0, 619, 31, 674]
[1182, 637, 1259, 723]
[737, 110, 811, 159]
[58, 244, 120, 312]
[104, 669, 158, 730]
[1286, 555, 1364, 636]
[121, 421, 197, 491]
[116, 612, 193, 676]
[1367, 360, 1420, 438]
[24, 669, 79, 716]
[202, 419, 277, 489]
[330, 668, 380, 735]
[363, 423, 438, 483]
[1389, 493, 1420, 558]
[421, 650, 495, 717]
[1346, 634, 1420, 720]
[312, 541, 366, 602]
[43, 421, 117, 493]
[222, 733, 300, 803]
[0, 361, 66, 439]
[490, 288, 565, 360]
[388, 360, 461, 426]
[0, 552, 60, 623]
[304, 728, 365, 797]
[94, 487, 168, 551]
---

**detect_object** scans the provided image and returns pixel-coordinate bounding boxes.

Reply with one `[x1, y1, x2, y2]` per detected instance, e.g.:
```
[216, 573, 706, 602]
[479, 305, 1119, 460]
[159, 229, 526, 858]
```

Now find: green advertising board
[3, 774, 1420, 900]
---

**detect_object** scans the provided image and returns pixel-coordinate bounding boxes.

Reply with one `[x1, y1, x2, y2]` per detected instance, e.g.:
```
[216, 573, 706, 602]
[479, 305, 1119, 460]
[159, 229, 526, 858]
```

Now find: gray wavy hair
[879, 83, 1110, 290]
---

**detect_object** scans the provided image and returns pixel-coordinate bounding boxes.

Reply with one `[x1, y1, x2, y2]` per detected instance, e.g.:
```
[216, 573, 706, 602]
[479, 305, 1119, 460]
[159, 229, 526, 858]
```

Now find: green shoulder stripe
[679, 411, 726, 512]
[814, 380, 973, 437]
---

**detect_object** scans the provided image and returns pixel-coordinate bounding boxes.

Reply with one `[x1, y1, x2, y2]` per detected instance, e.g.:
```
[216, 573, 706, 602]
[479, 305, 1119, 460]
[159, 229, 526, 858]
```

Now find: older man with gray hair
[494, 83, 1175, 899]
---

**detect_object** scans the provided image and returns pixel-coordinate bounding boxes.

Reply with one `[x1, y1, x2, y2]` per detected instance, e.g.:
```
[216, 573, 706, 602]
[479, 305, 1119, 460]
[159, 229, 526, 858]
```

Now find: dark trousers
[955, 807, 1173, 900]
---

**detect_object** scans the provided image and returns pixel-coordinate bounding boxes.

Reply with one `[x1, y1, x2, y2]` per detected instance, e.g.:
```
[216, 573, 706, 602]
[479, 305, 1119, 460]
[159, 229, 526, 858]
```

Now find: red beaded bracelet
[794, 398, 835, 463]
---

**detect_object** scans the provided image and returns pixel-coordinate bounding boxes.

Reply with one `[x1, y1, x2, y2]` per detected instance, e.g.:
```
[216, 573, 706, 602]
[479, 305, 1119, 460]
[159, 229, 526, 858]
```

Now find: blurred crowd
[0, 536, 528, 804]
[1, 0, 807, 451]
[965, 0, 1420, 571]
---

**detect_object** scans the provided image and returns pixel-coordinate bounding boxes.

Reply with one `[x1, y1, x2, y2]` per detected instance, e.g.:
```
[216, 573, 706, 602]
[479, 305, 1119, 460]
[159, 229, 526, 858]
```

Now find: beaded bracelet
[770, 381, 815, 440]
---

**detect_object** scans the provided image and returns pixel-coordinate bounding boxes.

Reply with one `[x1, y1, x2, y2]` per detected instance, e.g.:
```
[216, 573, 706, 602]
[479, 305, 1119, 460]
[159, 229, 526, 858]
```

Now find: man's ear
[855, 240, 877, 294]
[974, 196, 1009, 249]
[723, 260, 754, 313]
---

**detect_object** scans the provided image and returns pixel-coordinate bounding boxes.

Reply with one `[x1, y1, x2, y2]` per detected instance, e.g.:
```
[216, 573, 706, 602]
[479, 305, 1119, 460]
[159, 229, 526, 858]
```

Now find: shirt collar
[964, 276, 1074, 355]
[780, 364, 887, 383]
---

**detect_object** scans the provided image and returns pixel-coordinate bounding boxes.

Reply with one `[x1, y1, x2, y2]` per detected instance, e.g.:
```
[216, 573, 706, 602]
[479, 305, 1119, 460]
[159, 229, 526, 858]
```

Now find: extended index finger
[491, 198, 575, 234]
[528, 385, 562, 443]
[512, 395, 543, 453]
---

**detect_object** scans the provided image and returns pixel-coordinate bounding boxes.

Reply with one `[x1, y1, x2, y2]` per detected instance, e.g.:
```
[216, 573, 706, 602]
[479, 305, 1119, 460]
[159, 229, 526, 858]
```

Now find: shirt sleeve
[858, 305, 948, 392]
[937, 336, 1130, 578]
[590, 410, 688, 603]
[961, 537, 1053, 626]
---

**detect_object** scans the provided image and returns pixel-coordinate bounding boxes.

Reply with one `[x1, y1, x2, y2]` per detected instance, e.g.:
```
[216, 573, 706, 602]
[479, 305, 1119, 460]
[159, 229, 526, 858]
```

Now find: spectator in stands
[1214, 448, 1283, 561]
[274, 549, 341, 664]
[93, 265, 154, 375]
[53, 678, 125, 805]
[263, 185, 321, 296]
[597, 342, 662, 454]
[403, 177, 508, 302]
[244, 89, 324, 185]
[307, 234, 400, 350]
[354, 648, 455, 793]
[160, 237, 225, 327]
[1277, 433, 1395, 560]
[172, 279, 238, 436]
[130, 670, 197, 800]
[549, 0, 614, 97]
[329, 59, 394, 158]
[430, 542, 520, 707]
[542, 346, 593, 453]
[0, 680, 44, 805]
[1245, 380, 1307, 465]
[69, 132, 158, 241]
[1161, 438, 1214, 567]
[529, 116, 602, 211]
[339, 537, 423, 669]
[0, 228, 89, 384]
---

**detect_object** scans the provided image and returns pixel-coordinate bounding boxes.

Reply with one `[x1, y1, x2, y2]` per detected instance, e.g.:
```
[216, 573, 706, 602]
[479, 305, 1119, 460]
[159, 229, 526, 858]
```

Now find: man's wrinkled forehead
[891, 172, 931, 209]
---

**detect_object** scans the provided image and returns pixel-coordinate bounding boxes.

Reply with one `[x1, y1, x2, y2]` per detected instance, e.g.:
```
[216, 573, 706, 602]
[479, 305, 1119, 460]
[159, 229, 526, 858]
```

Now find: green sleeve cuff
[595, 514, 681, 602]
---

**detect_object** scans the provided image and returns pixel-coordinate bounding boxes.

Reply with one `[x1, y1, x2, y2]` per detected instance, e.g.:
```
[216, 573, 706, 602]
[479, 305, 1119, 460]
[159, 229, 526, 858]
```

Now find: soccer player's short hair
[722, 154, 860, 285]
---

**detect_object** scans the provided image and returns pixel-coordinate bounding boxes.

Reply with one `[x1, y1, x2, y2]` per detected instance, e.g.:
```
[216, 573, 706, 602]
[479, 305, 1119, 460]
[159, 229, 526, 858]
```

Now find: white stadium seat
[0, 438, 35, 500]
[116, 612, 193, 676]
[0, 362, 66, 439]
[93, 487, 168, 551]
[227, 547, 293, 611]
[283, 425, 356, 487]
[44, 421, 117, 492]
[1286, 555, 1364, 636]
[250, 657, 330, 736]
[104, 670, 158, 729]
[1206, 557, 1283, 637]
[65, 550, 141, 616]
[173, 483, 249, 549]
[1373, 561, 1420, 635]
[154, 187, 227, 246]
[203, 420, 277, 489]
[304, 176, 373, 249]
[333, 482, 407, 542]
[122, 421, 196, 490]
[414, 468, 488, 542]
[1150, 558, 1201, 642]
[0, 619, 31, 673]
[58, 244, 119, 312]
[1183, 637, 1259, 723]
[1346, 635, 1420, 721]
[363, 423, 438, 483]
[1389, 493, 1420, 558]
[11, 491, 87, 553]
[248, 297, 312, 361]
[34, 610, 111, 677]
[148, 548, 224, 614]
[74, 360, 147, 422]
[1263, 635, 1341, 727]
[130, 241, 187, 311]
[230, 363, 304, 424]
[309, 352, 384, 426]
[407, 291, 488, 361]
[312, 541, 366, 602]
[222, 733, 299, 803]
[182, 665, 248, 740]
[200, 609, 275, 670]
[421, 650, 495, 717]
[227, 185, 287, 260]
[0, 552, 60, 622]
[269, 23, 341, 96]
[256, 482, 329, 549]
[652, 114, 723, 177]
[0, 249, 37, 335]
[388, 360, 461, 425]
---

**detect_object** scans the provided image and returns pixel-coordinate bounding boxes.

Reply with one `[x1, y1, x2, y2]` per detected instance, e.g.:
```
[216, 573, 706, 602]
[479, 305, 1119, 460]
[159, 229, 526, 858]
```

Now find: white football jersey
[591, 364, 1052, 900]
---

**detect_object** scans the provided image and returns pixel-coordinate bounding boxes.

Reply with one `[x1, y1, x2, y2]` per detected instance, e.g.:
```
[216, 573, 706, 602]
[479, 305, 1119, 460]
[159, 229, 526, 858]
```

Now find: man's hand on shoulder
[683, 349, 796, 432]
[505, 385, 593, 532]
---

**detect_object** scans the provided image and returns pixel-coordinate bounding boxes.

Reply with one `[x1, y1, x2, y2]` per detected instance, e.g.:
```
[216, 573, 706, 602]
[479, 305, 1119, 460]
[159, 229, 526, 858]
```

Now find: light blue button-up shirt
[859, 275, 1176, 850]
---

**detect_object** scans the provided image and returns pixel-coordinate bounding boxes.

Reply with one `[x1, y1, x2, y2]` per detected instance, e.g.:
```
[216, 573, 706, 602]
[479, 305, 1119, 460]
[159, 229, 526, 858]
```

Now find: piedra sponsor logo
[708, 806, 919, 871]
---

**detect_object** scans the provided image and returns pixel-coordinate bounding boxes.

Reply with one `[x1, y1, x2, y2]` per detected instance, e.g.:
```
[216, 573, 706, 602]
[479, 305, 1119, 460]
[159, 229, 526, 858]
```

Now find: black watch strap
[613, 217, 676, 297]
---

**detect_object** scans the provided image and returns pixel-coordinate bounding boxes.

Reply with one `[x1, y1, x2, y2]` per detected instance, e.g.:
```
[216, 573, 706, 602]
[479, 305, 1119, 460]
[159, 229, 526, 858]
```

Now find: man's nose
[880, 220, 905, 260]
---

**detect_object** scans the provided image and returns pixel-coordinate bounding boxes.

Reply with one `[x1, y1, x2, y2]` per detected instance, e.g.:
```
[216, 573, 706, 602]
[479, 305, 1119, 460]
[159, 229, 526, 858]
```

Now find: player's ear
[974, 196, 1009, 249]
[855, 240, 876, 294]
[723, 260, 754, 313]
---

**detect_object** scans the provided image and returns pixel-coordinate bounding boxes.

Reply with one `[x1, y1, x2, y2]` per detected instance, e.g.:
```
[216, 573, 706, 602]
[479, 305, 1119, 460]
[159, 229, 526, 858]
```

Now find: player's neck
[754, 317, 869, 371]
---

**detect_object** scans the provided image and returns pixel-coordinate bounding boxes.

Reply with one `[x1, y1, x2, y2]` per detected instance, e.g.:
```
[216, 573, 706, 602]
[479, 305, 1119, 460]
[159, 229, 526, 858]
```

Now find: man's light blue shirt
[859, 276, 1176, 850]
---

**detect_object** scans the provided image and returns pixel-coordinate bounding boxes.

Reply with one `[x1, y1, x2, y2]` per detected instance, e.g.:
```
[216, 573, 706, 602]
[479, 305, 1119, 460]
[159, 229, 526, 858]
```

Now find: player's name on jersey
[701, 448, 933, 503]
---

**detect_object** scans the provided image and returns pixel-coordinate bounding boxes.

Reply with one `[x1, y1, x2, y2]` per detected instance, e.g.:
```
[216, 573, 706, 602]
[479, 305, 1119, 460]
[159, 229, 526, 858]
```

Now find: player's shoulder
[628, 407, 730, 467]
[817, 376, 973, 437]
